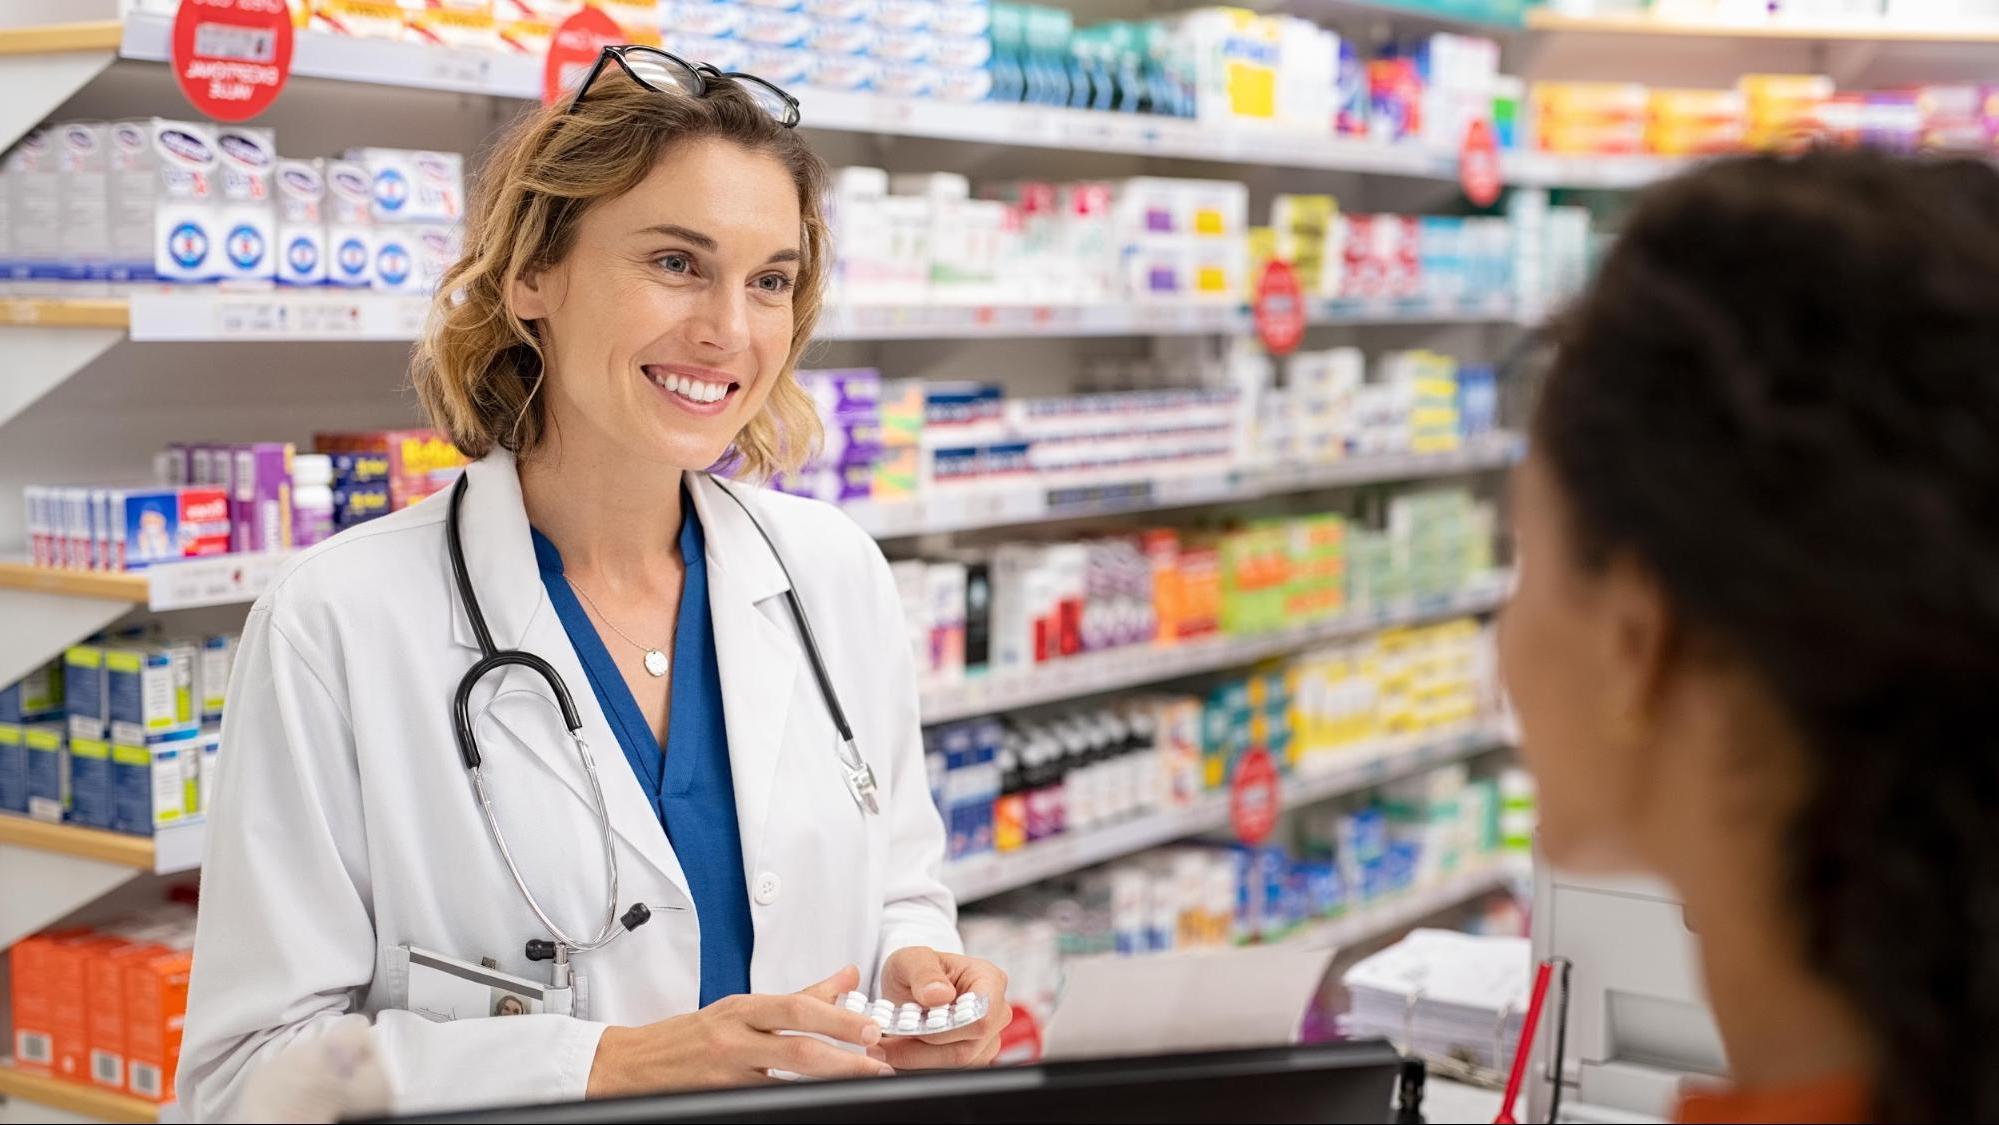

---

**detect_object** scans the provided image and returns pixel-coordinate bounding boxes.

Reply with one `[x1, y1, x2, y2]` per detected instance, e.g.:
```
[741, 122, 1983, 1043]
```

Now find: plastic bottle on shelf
[292, 453, 335, 549]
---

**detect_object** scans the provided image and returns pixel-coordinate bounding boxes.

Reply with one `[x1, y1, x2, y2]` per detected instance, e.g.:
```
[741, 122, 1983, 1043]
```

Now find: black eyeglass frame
[565, 44, 802, 128]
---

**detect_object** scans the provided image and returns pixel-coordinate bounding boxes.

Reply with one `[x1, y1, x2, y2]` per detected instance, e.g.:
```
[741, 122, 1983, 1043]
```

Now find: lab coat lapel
[445, 447, 691, 900]
[687, 475, 798, 881]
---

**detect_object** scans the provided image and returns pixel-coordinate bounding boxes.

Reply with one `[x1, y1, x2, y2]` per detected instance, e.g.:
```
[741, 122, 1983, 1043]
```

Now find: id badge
[390, 945, 574, 1020]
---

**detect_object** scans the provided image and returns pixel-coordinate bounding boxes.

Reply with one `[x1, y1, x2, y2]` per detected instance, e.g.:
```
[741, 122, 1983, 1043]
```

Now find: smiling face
[509, 136, 803, 471]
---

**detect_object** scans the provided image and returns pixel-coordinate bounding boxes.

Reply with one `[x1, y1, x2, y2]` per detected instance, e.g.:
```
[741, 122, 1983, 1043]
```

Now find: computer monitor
[1528, 863, 1728, 1122]
[363, 1041, 1404, 1124]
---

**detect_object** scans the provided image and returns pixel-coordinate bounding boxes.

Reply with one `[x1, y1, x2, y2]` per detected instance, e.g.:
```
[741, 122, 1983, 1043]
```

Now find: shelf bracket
[0, 585, 133, 688]
[0, 845, 137, 947]
[0, 324, 122, 429]
[0, 42, 119, 156]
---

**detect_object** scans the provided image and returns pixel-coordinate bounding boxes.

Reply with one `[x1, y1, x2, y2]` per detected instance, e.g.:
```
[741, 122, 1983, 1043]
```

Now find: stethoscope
[444, 472, 881, 995]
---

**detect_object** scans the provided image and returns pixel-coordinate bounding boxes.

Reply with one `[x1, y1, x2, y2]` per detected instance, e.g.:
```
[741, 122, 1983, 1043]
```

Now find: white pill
[925, 1008, 951, 1031]
[955, 992, 979, 1007]
[895, 1010, 921, 1033]
[841, 991, 868, 1014]
[871, 1009, 892, 1030]
[871, 998, 894, 1015]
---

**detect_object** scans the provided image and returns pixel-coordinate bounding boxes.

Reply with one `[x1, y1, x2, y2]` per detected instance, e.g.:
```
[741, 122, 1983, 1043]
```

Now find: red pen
[1494, 959, 1556, 1125]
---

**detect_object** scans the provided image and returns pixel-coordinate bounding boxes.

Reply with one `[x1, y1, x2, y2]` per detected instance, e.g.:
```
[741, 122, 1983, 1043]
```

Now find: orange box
[88, 940, 169, 1092]
[47, 934, 126, 1084]
[124, 948, 195, 1103]
[8, 931, 81, 1074]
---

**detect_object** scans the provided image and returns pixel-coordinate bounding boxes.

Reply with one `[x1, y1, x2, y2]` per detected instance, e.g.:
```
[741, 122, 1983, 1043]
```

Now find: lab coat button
[754, 871, 781, 905]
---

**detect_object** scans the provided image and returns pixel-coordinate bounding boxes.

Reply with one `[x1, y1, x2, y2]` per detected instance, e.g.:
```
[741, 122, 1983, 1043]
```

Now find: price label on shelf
[425, 47, 495, 90]
[543, 5, 623, 105]
[1230, 747, 1281, 845]
[171, 0, 295, 122]
[1252, 260, 1305, 356]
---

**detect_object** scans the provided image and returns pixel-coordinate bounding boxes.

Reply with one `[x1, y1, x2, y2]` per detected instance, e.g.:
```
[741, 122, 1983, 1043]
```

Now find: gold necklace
[566, 579, 671, 677]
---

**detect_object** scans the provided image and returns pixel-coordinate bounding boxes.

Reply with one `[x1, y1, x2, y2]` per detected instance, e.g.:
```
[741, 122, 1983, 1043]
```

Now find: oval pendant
[644, 649, 669, 677]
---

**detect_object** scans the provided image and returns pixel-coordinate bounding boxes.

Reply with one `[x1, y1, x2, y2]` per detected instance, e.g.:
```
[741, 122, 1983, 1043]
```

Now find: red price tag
[543, 5, 626, 106]
[170, 0, 294, 122]
[1230, 747, 1281, 845]
[1461, 118, 1502, 208]
[1252, 260, 1305, 356]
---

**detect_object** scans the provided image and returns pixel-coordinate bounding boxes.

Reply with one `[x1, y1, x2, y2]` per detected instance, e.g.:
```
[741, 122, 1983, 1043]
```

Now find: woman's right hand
[586, 964, 891, 1097]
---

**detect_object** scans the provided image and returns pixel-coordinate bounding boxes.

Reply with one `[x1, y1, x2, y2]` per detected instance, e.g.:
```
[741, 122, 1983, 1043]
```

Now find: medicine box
[57, 121, 111, 290]
[200, 633, 236, 725]
[0, 722, 25, 814]
[124, 947, 194, 1102]
[275, 158, 327, 286]
[8, 128, 61, 295]
[105, 643, 198, 747]
[349, 147, 465, 224]
[86, 940, 168, 1093]
[316, 429, 467, 510]
[1, 660, 64, 722]
[112, 486, 231, 570]
[325, 160, 374, 288]
[214, 126, 277, 283]
[112, 728, 201, 836]
[69, 736, 115, 828]
[24, 722, 67, 822]
[150, 120, 220, 284]
[65, 645, 107, 741]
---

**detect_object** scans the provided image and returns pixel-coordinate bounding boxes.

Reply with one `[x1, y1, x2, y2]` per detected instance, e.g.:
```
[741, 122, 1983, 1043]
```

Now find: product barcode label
[18, 1030, 52, 1063]
[93, 1049, 122, 1085]
[131, 1060, 162, 1098]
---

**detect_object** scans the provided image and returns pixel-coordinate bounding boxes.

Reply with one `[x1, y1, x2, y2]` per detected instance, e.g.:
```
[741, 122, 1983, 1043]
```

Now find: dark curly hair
[1534, 150, 1999, 1122]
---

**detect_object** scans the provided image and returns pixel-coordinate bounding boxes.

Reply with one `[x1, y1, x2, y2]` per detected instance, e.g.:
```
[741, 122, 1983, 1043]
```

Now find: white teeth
[651, 369, 730, 404]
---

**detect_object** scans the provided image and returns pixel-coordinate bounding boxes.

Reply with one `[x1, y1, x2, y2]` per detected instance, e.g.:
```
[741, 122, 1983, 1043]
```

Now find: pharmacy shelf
[943, 724, 1509, 903]
[1524, 7, 1999, 43]
[3, 292, 1524, 344]
[1286, 858, 1521, 951]
[1501, 150, 1698, 190]
[0, 816, 203, 876]
[104, 12, 1691, 188]
[851, 433, 1525, 539]
[0, 554, 292, 613]
[0, 1061, 159, 1124]
[918, 574, 1512, 724]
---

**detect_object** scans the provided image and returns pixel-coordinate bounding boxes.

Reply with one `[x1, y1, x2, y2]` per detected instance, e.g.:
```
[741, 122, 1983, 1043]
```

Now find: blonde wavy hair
[413, 67, 829, 479]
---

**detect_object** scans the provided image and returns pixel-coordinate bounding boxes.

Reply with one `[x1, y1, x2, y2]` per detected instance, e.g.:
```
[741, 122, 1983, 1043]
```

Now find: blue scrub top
[531, 497, 754, 1006]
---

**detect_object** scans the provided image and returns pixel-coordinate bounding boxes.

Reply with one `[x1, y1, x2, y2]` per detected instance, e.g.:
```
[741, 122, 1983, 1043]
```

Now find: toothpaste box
[24, 723, 68, 821]
[349, 148, 464, 224]
[57, 122, 111, 291]
[275, 159, 327, 286]
[151, 120, 220, 284]
[1, 661, 63, 723]
[199, 634, 236, 726]
[324, 160, 374, 288]
[65, 645, 108, 742]
[215, 126, 277, 283]
[106, 643, 197, 748]
[69, 735, 114, 828]
[7, 128, 61, 295]
[233, 442, 295, 552]
[0, 723, 26, 813]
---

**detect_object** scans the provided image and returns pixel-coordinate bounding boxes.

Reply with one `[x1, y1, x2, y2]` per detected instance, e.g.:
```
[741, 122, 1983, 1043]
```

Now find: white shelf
[0, 553, 292, 613]
[100, 292, 1521, 344]
[943, 724, 1509, 903]
[1286, 859, 1521, 950]
[107, 12, 1699, 188]
[1502, 150, 1699, 190]
[1526, 7, 1999, 42]
[918, 575, 1512, 724]
[852, 433, 1524, 538]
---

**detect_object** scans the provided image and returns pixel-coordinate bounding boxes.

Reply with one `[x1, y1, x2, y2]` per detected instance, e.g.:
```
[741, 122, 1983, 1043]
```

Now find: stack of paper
[1341, 928, 1532, 1072]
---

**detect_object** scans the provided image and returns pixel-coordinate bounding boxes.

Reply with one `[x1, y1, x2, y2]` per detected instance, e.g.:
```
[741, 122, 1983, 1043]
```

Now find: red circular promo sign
[1252, 260, 1305, 356]
[1461, 118, 1502, 208]
[995, 1004, 1045, 1065]
[1230, 747, 1281, 845]
[171, 0, 294, 122]
[544, 5, 626, 106]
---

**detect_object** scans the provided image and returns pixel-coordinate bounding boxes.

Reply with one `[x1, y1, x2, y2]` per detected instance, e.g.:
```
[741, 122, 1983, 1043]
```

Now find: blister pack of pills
[835, 990, 989, 1036]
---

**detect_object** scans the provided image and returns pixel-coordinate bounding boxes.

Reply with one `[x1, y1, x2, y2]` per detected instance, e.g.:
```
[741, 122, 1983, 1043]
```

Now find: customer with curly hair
[1500, 150, 1999, 1123]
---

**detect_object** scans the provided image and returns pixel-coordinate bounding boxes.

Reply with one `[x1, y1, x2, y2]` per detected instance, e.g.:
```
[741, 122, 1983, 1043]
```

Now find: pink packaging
[233, 442, 295, 553]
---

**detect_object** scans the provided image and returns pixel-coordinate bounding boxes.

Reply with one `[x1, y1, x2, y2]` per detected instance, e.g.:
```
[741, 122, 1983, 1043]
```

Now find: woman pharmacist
[1501, 151, 1999, 1123]
[178, 53, 1007, 1120]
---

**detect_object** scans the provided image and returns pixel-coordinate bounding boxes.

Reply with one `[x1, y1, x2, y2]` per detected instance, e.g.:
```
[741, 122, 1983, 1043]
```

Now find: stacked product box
[772, 367, 882, 504]
[9, 902, 199, 1105]
[345, 147, 464, 295]
[0, 635, 233, 835]
[315, 428, 469, 519]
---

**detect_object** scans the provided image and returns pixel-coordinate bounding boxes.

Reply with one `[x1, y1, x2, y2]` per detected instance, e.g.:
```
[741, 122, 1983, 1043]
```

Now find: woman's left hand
[875, 946, 1012, 1070]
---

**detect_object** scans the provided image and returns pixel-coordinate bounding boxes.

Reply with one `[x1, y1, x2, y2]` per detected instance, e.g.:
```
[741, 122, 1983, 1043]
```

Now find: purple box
[797, 367, 882, 419]
[234, 442, 296, 553]
[776, 460, 875, 503]
[818, 416, 884, 465]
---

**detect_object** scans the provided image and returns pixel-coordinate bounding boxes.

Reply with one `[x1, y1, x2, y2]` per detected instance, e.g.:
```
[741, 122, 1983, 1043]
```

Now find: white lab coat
[177, 448, 960, 1121]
